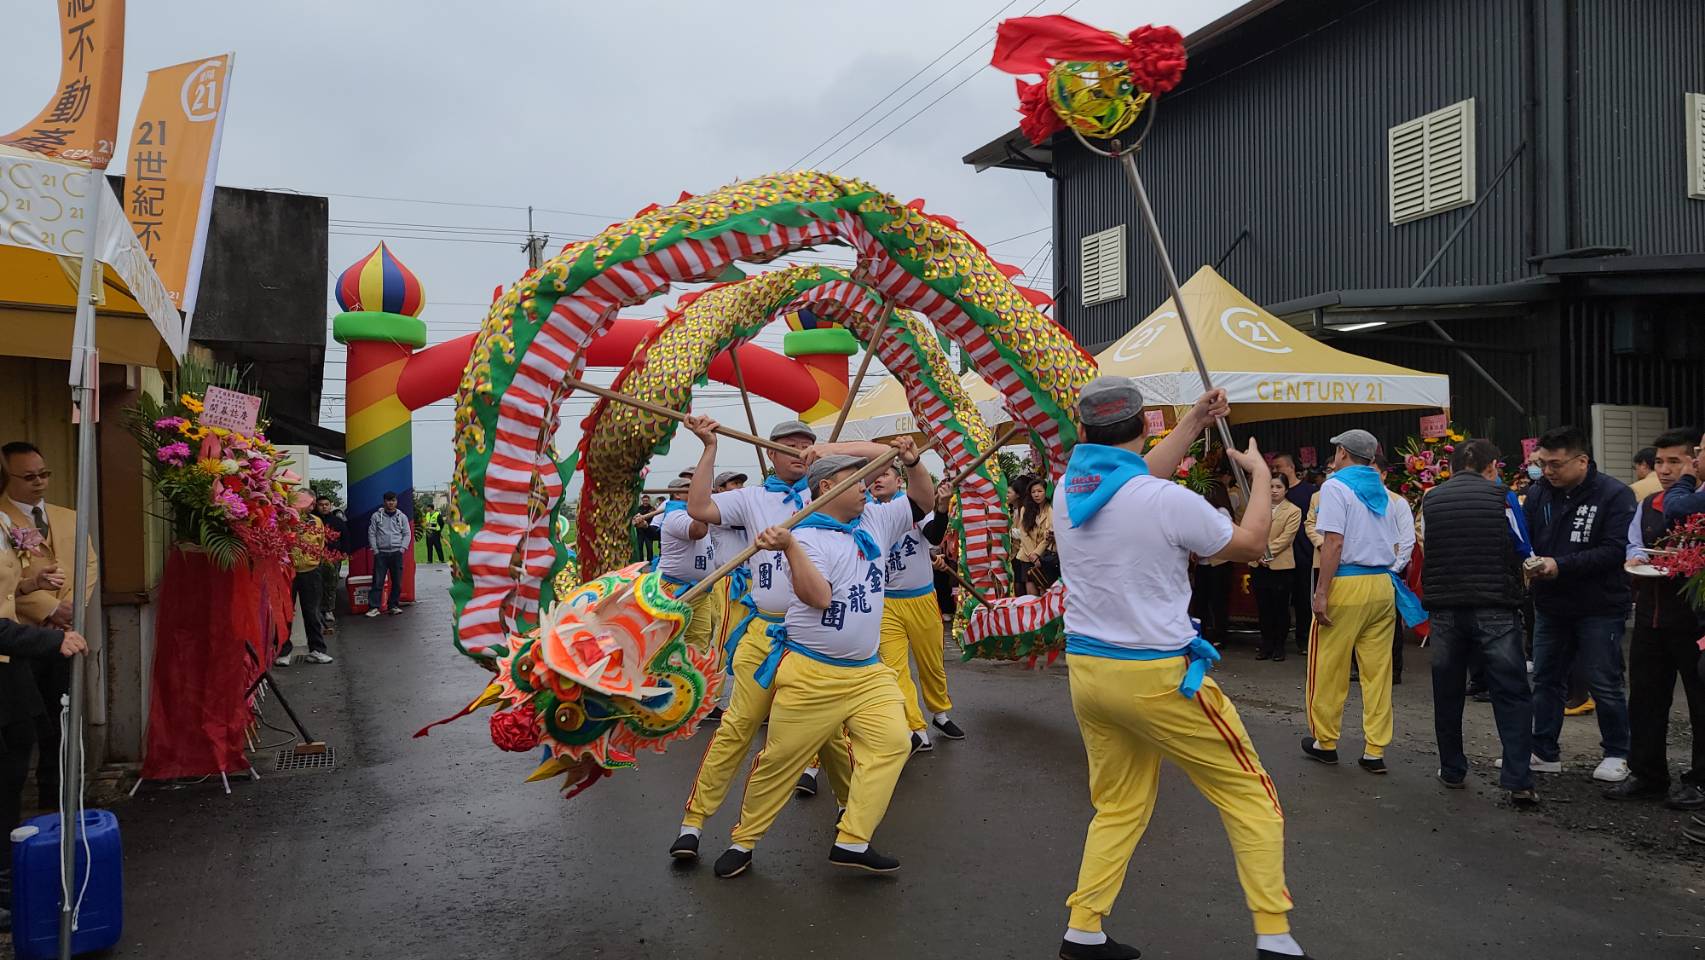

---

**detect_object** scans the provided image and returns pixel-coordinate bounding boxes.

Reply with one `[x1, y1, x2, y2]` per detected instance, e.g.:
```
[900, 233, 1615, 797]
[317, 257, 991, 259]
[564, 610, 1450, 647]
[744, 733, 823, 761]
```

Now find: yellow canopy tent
[1098, 266, 1449, 423]
[810, 369, 1020, 443]
[0, 145, 185, 369]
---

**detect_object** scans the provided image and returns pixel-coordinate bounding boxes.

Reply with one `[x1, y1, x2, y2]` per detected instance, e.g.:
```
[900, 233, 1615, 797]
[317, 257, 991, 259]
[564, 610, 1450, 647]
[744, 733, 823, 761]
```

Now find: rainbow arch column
[331, 242, 427, 607]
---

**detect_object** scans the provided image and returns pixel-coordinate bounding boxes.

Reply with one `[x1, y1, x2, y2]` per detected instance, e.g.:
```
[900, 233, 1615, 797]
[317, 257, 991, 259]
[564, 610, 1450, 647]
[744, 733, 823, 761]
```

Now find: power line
[788, 0, 1025, 171]
[256, 187, 623, 221]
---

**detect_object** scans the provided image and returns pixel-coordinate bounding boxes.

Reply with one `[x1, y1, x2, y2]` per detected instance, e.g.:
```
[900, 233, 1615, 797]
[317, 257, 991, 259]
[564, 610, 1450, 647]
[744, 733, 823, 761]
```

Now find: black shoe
[1272, 654, 1286, 663]
[1685, 825, 1705, 845]
[1392, 674, 1403, 685]
[1301, 737, 1339, 765]
[828, 844, 899, 873]
[1437, 769, 1466, 789]
[713, 847, 752, 878]
[1668, 783, 1705, 811]
[1255, 652, 1270, 661]
[794, 771, 818, 798]
[932, 717, 966, 740]
[669, 833, 700, 860]
[1257, 951, 1316, 960]
[1509, 788, 1540, 807]
[910, 732, 927, 756]
[1058, 935, 1142, 960]
[1471, 689, 1493, 703]
[1604, 775, 1667, 802]
[703, 706, 724, 724]
[1358, 756, 1387, 775]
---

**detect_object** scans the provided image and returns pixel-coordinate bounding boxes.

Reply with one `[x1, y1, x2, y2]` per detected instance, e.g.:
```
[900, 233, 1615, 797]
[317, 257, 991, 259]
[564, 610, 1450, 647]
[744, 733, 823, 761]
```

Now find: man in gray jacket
[366, 491, 412, 617]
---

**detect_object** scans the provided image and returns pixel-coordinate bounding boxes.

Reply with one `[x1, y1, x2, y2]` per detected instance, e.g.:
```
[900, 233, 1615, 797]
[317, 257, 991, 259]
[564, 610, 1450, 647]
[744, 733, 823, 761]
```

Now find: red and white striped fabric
[965, 581, 1068, 652]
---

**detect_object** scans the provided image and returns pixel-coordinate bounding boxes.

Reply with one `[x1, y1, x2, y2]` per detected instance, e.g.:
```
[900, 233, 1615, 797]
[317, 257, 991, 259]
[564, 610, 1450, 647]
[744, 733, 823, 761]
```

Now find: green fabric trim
[332, 312, 428, 348]
[783, 327, 858, 357]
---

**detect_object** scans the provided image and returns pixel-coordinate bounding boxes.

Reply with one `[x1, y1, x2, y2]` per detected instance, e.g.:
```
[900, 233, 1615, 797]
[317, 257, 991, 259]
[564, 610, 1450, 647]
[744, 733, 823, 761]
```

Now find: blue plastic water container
[10, 810, 123, 959]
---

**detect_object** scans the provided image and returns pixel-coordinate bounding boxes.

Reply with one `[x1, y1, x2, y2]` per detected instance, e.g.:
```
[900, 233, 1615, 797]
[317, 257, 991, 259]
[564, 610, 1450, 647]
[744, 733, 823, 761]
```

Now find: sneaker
[1593, 757, 1631, 783]
[1498, 754, 1562, 774]
[1058, 935, 1142, 960]
[389, 607, 404, 616]
[1509, 788, 1540, 807]
[828, 844, 899, 873]
[1437, 769, 1466, 789]
[669, 833, 699, 861]
[305, 650, 335, 664]
[713, 847, 752, 878]
[932, 717, 966, 740]
[1667, 784, 1705, 811]
[273, 655, 292, 667]
[910, 732, 931, 755]
[1564, 697, 1596, 717]
[1358, 756, 1387, 775]
[365, 609, 382, 618]
[1301, 737, 1339, 765]
[1603, 776, 1665, 801]
[794, 771, 818, 798]
[702, 706, 724, 724]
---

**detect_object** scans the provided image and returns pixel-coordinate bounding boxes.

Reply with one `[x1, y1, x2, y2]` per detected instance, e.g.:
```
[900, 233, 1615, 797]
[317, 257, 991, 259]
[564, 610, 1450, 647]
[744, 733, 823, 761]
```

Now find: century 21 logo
[181, 59, 228, 122]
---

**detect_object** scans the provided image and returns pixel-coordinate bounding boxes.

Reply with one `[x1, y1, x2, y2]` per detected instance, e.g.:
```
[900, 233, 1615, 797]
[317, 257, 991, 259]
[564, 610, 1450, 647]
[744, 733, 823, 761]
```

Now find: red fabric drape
[141, 547, 291, 779]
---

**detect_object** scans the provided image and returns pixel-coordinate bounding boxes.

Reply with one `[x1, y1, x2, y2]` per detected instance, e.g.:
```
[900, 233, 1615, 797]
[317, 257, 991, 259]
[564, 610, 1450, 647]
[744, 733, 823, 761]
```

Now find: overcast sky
[1, 0, 1238, 496]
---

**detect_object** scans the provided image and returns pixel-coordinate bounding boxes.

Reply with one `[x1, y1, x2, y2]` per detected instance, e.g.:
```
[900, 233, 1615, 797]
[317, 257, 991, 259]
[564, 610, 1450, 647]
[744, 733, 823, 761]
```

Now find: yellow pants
[878, 592, 953, 731]
[730, 653, 911, 848]
[1306, 573, 1395, 757]
[1065, 654, 1292, 936]
[680, 589, 724, 664]
[682, 615, 853, 828]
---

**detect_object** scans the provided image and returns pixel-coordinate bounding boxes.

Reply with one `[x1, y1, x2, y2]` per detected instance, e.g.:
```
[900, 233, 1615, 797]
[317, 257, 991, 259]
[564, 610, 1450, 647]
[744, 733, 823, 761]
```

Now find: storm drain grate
[273, 747, 337, 772]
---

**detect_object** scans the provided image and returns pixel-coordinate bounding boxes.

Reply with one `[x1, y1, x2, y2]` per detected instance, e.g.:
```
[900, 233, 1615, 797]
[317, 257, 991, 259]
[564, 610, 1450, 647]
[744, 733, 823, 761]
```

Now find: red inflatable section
[396, 318, 830, 413]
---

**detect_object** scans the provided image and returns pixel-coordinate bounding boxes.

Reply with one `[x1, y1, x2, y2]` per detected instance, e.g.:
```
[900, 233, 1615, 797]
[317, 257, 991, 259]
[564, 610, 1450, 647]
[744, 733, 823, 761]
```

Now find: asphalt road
[102, 567, 1704, 959]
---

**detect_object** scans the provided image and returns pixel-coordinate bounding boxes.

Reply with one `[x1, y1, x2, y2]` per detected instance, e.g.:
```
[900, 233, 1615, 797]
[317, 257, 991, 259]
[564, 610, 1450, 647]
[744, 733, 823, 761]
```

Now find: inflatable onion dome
[335, 242, 426, 317]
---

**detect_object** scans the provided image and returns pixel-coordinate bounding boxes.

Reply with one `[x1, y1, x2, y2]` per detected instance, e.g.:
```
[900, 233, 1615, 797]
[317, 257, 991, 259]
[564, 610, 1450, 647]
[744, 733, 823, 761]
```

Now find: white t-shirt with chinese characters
[712, 487, 810, 613]
[708, 522, 748, 574]
[1315, 478, 1416, 570]
[782, 498, 916, 661]
[1055, 475, 1234, 651]
[883, 510, 935, 595]
[657, 509, 716, 584]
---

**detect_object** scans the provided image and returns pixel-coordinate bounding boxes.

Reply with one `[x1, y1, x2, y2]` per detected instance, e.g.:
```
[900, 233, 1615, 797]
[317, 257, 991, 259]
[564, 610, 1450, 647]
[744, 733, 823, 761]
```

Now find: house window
[1388, 99, 1476, 224]
[1687, 92, 1705, 200]
[1591, 404, 1669, 485]
[1079, 225, 1126, 307]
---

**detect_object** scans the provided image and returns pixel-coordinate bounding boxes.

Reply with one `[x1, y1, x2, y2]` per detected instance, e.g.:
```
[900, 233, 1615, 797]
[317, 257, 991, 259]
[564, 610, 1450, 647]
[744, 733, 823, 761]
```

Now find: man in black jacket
[1523, 426, 1636, 783]
[1422, 440, 1536, 803]
[1610, 428, 1705, 809]
[0, 618, 86, 931]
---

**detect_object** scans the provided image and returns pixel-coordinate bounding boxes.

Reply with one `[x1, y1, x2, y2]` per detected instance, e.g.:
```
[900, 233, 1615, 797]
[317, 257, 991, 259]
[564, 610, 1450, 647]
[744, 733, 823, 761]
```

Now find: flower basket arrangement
[1386, 423, 1469, 504]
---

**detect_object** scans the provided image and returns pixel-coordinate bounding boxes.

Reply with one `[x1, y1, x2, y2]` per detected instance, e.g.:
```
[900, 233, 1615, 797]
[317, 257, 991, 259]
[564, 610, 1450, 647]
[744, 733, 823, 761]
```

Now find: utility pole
[523, 205, 549, 271]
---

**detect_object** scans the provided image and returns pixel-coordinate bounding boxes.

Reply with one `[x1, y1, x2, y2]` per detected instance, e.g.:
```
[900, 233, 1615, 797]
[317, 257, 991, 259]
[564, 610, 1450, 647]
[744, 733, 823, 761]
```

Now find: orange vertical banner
[124, 53, 235, 323]
[0, 0, 125, 168]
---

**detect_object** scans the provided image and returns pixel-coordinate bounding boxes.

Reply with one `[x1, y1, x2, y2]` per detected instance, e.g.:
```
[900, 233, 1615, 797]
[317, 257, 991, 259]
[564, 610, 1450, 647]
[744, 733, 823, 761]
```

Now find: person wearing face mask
[1521, 425, 1636, 784]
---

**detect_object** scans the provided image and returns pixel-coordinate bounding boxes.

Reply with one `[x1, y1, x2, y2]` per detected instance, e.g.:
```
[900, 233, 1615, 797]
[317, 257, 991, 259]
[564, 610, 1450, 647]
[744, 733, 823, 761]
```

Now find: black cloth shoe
[1257, 951, 1315, 960]
[794, 771, 818, 798]
[1437, 769, 1466, 789]
[910, 732, 929, 755]
[702, 706, 724, 724]
[669, 833, 699, 860]
[1255, 652, 1271, 661]
[1668, 783, 1705, 811]
[932, 717, 966, 740]
[1604, 776, 1667, 802]
[1471, 689, 1494, 703]
[713, 847, 752, 878]
[1272, 653, 1286, 663]
[1301, 737, 1338, 765]
[1058, 935, 1142, 960]
[1358, 756, 1387, 775]
[828, 844, 899, 873]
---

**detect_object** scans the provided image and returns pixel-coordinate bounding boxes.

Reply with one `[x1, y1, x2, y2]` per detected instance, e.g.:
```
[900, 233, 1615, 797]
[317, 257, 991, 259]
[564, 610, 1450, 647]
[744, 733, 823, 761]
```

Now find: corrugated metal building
[966, 0, 1705, 479]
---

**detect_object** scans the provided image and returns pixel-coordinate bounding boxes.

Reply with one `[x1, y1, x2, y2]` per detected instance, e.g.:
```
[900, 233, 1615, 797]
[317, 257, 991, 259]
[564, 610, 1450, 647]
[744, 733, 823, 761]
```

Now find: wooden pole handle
[565, 375, 800, 459]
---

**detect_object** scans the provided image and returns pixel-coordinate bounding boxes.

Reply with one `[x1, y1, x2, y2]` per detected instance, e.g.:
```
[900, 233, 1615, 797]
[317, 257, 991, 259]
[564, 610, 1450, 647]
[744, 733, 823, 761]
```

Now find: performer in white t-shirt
[701, 470, 751, 720]
[712, 451, 931, 879]
[1052, 376, 1314, 960]
[867, 465, 963, 753]
[652, 476, 723, 665]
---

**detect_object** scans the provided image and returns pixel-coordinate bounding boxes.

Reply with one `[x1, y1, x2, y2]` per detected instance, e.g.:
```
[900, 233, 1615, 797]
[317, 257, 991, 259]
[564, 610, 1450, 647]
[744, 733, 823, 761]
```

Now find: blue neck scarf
[764, 474, 809, 509]
[662, 500, 688, 514]
[1332, 464, 1388, 517]
[795, 512, 880, 560]
[1061, 443, 1150, 527]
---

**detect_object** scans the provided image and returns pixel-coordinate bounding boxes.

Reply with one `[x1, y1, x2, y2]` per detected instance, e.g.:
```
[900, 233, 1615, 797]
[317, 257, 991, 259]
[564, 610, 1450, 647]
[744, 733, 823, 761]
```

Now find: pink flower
[156, 442, 192, 465]
[7, 525, 45, 555]
[154, 417, 186, 431]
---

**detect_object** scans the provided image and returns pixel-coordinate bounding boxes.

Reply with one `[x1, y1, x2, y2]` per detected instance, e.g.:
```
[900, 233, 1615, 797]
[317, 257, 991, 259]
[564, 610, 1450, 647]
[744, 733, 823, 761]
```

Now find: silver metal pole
[1116, 150, 1254, 507]
[60, 177, 102, 960]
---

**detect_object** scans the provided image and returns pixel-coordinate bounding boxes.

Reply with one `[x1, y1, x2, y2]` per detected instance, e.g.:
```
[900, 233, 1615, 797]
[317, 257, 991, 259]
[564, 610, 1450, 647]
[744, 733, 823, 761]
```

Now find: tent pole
[60, 176, 102, 960]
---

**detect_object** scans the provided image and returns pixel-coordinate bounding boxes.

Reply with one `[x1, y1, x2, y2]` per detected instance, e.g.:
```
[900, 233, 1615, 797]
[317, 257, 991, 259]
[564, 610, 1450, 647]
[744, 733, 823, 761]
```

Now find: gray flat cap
[770, 420, 818, 443]
[667, 476, 691, 491]
[1077, 376, 1145, 427]
[806, 454, 867, 492]
[713, 470, 749, 487]
[1330, 429, 1381, 461]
